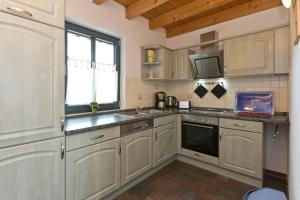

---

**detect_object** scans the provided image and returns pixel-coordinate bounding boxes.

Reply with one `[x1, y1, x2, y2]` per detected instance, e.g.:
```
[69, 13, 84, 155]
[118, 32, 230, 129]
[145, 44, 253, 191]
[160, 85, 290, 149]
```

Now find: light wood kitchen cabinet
[121, 129, 153, 185]
[0, 137, 65, 200]
[0, 0, 65, 28]
[154, 123, 176, 166]
[274, 26, 290, 74]
[164, 48, 173, 79]
[141, 46, 192, 80]
[0, 12, 64, 148]
[224, 30, 274, 77]
[219, 128, 263, 179]
[141, 46, 172, 80]
[66, 138, 120, 200]
[171, 49, 193, 80]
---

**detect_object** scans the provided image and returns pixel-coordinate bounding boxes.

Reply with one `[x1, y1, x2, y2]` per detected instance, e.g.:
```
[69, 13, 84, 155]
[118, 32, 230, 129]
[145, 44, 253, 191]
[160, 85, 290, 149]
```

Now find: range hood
[189, 31, 224, 79]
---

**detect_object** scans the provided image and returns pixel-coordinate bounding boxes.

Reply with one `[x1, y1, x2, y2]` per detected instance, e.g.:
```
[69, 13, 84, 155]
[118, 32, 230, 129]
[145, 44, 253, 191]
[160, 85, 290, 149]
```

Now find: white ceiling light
[282, 0, 292, 8]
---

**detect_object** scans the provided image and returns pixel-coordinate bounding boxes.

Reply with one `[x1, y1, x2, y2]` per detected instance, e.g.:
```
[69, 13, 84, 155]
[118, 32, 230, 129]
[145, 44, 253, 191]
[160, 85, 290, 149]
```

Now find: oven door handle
[182, 122, 214, 130]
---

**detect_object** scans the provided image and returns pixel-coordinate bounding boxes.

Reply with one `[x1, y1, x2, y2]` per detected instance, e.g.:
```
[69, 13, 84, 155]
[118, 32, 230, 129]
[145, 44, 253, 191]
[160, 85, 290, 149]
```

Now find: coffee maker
[155, 92, 167, 109]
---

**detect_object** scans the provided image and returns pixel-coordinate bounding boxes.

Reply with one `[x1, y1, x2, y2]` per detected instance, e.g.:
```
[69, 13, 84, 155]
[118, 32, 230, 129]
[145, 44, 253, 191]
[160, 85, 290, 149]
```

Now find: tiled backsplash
[167, 75, 289, 112]
[124, 75, 289, 112]
[124, 76, 167, 109]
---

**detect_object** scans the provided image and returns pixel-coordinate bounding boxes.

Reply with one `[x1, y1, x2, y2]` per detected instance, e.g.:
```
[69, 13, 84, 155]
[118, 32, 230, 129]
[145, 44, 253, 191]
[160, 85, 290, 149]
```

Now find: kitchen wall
[166, 7, 289, 49]
[289, 24, 300, 200]
[65, 0, 167, 109]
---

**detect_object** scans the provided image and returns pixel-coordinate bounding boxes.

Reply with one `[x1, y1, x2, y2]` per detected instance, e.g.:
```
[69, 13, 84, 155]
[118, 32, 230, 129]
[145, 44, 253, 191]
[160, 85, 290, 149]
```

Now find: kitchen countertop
[65, 109, 289, 135]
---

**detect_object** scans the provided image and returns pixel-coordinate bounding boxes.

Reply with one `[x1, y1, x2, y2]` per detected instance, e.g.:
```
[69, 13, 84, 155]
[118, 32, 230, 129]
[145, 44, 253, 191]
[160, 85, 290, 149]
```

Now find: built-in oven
[181, 114, 219, 165]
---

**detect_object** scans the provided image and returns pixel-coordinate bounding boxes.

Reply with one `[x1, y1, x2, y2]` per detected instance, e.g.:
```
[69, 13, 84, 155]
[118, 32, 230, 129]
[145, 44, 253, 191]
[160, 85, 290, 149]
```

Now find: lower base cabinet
[0, 137, 65, 200]
[121, 129, 153, 185]
[219, 128, 263, 179]
[154, 123, 176, 166]
[66, 138, 120, 200]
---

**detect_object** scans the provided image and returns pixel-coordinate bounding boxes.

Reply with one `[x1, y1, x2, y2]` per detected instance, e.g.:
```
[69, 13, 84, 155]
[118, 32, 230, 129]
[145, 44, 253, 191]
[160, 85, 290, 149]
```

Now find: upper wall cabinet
[172, 49, 193, 80]
[0, 0, 64, 28]
[141, 46, 192, 80]
[274, 26, 290, 74]
[224, 30, 274, 77]
[141, 46, 173, 80]
[0, 12, 64, 148]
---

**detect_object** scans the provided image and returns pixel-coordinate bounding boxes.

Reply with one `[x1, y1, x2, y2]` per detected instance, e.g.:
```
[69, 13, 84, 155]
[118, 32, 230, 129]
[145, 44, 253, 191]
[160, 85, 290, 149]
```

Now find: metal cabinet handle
[273, 124, 279, 140]
[118, 142, 121, 155]
[155, 132, 158, 141]
[224, 65, 227, 74]
[7, 7, 32, 17]
[61, 143, 65, 160]
[219, 132, 222, 141]
[61, 116, 65, 132]
[233, 123, 245, 127]
[91, 135, 104, 140]
[194, 153, 201, 157]
[183, 122, 214, 129]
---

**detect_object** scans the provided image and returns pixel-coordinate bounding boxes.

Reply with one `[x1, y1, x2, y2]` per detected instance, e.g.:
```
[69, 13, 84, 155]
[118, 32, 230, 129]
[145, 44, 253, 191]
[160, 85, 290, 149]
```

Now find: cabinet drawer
[0, 0, 64, 28]
[220, 118, 263, 133]
[66, 126, 120, 151]
[154, 115, 176, 127]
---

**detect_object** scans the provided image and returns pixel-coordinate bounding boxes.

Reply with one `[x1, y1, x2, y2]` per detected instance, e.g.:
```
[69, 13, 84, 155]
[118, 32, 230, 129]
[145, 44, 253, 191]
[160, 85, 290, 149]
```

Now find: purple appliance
[235, 92, 274, 116]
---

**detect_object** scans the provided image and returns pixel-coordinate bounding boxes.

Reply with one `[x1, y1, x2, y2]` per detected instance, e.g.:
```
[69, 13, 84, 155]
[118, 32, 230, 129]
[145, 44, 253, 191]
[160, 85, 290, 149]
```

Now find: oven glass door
[182, 122, 219, 157]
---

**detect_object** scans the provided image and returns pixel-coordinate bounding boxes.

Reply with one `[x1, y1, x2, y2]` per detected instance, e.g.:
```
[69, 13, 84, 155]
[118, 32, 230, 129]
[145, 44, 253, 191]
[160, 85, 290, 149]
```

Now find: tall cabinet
[0, 1, 65, 200]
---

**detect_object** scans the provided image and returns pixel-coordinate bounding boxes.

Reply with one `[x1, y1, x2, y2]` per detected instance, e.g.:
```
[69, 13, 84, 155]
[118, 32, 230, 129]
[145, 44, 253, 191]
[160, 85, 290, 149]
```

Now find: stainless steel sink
[143, 109, 174, 114]
[118, 111, 149, 117]
[140, 109, 165, 114]
[119, 109, 172, 118]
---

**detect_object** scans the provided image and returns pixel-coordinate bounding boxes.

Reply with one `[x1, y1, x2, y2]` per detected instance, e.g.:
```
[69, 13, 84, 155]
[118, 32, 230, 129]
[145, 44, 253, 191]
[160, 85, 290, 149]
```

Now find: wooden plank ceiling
[96, 0, 283, 38]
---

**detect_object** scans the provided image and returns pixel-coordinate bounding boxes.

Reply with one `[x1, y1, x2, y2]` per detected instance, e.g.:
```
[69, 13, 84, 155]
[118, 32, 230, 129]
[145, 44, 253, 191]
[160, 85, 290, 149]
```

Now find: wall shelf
[142, 62, 161, 65]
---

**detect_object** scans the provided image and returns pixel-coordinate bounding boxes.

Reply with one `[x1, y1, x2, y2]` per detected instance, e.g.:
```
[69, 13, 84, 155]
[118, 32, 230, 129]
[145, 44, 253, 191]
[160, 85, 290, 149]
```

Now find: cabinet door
[121, 129, 153, 185]
[154, 123, 176, 166]
[66, 138, 120, 200]
[274, 26, 290, 74]
[0, 0, 64, 28]
[164, 48, 173, 79]
[172, 49, 192, 80]
[224, 30, 274, 77]
[219, 128, 263, 179]
[0, 137, 65, 200]
[0, 12, 64, 148]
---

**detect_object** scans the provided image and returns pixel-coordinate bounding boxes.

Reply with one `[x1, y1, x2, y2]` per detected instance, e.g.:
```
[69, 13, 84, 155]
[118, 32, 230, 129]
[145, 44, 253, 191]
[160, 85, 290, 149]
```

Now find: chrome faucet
[136, 106, 143, 113]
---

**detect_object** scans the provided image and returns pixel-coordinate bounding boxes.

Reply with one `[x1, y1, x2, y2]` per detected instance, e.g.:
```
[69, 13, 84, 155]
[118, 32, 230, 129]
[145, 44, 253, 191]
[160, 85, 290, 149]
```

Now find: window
[65, 22, 120, 114]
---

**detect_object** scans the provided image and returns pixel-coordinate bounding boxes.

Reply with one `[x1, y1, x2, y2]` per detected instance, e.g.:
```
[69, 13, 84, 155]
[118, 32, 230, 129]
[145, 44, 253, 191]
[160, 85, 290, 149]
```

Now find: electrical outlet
[187, 93, 192, 99]
[138, 94, 142, 100]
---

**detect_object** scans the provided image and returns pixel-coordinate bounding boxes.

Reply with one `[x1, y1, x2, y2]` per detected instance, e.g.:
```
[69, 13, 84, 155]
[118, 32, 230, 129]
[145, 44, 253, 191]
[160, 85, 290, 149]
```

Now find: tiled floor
[115, 161, 256, 200]
[115, 161, 288, 200]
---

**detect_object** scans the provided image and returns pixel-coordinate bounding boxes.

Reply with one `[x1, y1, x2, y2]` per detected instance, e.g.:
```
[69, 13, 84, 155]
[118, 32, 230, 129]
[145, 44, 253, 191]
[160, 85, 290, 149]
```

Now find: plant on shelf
[90, 101, 99, 114]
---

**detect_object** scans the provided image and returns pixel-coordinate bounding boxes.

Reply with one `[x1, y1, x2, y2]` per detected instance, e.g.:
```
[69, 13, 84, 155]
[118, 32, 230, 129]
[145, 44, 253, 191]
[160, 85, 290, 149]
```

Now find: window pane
[67, 32, 91, 61]
[66, 32, 93, 105]
[95, 40, 118, 104]
[95, 40, 114, 65]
